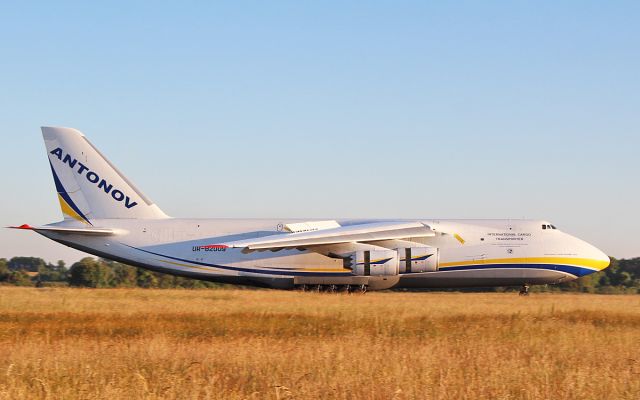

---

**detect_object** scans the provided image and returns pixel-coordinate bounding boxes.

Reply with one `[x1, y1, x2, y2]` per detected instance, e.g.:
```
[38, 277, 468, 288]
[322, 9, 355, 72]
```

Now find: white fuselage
[40, 218, 610, 290]
[22, 128, 610, 291]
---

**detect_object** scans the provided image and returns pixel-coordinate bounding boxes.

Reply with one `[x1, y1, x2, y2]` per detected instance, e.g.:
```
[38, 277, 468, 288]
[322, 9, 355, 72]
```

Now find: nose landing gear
[519, 284, 530, 296]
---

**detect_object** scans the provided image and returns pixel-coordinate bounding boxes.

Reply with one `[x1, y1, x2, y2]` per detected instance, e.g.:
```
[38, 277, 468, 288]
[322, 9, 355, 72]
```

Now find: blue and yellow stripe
[438, 257, 609, 277]
[49, 161, 92, 225]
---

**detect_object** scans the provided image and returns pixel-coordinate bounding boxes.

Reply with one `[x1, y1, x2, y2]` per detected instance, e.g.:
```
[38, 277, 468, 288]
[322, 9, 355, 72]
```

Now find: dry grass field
[0, 288, 639, 400]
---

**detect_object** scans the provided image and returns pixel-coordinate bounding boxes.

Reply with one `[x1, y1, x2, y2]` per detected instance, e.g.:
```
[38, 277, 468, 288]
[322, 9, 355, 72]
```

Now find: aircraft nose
[580, 239, 610, 274]
[593, 246, 610, 269]
[565, 233, 610, 276]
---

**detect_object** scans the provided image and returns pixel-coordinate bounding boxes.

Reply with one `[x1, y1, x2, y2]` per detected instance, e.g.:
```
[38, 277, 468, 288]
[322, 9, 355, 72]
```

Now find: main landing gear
[519, 284, 530, 296]
[298, 284, 367, 294]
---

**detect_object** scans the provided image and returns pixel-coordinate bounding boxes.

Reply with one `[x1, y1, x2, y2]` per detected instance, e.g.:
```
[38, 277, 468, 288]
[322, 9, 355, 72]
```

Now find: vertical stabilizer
[42, 127, 169, 223]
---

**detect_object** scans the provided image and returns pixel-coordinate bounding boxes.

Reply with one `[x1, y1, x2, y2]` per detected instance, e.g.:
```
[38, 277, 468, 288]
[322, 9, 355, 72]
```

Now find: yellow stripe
[439, 257, 609, 271]
[158, 259, 216, 272]
[160, 259, 350, 274]
[454, 234, 465, 244]
[57, 194, 90, 225]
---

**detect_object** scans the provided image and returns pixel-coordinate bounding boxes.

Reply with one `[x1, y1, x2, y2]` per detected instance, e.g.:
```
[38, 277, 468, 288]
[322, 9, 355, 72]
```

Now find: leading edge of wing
[226, 221, 435, 250]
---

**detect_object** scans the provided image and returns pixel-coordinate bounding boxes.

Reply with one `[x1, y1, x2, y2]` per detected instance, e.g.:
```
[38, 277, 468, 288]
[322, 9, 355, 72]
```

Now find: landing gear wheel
[519, 284, 530, 296]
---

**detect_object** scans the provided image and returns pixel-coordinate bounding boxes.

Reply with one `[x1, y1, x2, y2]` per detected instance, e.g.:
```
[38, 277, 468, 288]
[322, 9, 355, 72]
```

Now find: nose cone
[572, 236, 610, 275]
[593, 246, 610, 270]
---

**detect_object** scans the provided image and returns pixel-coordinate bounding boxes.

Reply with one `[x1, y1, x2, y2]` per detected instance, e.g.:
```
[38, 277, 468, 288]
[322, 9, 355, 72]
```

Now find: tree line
[0, 256, 639, 293]
[0, 257, 222, 289]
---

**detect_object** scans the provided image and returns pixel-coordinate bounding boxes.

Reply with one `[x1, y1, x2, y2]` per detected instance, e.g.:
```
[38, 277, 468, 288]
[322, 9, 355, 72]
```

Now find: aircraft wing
[227, 221, 434, 250]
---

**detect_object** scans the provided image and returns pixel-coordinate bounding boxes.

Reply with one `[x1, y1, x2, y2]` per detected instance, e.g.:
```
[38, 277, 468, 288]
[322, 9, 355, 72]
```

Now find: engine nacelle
[397, 247, 438, 273]
[350, 250, 399, 276]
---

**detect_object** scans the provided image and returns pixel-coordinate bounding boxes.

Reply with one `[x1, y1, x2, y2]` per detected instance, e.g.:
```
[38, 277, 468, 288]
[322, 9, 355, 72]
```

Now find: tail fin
[42, 127, 169, 223]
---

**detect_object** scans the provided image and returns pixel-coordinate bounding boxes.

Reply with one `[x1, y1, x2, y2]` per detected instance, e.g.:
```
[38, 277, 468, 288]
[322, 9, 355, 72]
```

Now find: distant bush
[6, 270, 34, 286]
[7, 257, 46, 273]
[0, 259, 9, 281]
[68, 257, 114, 288]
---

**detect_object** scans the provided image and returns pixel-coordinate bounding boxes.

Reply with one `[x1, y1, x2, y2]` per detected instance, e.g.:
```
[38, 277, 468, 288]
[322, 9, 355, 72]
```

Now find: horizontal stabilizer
[8, 224, 115, 236]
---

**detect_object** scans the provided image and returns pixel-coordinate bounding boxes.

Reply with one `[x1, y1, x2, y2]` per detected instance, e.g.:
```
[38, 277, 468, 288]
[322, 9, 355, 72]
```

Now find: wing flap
[284, 220, 341, 233]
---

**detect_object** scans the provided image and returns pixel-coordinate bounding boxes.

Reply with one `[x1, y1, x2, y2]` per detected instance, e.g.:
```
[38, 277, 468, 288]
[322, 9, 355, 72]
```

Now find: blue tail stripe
[49, 161, 92, 225]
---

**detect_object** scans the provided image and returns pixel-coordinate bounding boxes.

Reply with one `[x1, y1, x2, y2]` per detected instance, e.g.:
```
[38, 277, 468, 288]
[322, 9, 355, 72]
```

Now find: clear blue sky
[1, 1, 638, 264]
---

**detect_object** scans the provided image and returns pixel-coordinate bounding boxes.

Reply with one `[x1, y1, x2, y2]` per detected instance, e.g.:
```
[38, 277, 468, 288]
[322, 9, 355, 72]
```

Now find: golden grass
[0, 288, 639, 399]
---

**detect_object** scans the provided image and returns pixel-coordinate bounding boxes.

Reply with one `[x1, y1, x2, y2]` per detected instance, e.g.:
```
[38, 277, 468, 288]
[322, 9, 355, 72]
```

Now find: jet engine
[397, 246, 439, 273]
[346, 247, 438, 276]
[350, 250, 399, 276]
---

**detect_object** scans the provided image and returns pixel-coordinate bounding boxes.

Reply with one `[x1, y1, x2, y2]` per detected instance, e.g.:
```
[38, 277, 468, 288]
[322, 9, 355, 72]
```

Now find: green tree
[8, 257, 46, 273]
[109, 262, 138, 287]
[38, 260, 68, 282]
[0, 258, 9, 281]
[7, 270, 34, 286]
[617, 258, 640, 282]
[136, 269, 159, 288]
[156, 272, 178, 289]
[562, 272, 600, 293]
[68, 258, 113, 287]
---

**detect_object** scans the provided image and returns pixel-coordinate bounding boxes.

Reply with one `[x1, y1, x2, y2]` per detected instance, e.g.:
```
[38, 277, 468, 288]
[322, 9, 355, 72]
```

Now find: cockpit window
[542, 224, 557, 230]
[542, 224, 547, 230]
[551, 225, 557, 229]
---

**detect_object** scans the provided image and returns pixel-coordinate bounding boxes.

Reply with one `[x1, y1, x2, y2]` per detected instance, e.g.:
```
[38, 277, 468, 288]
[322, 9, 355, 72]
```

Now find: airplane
[10, 127, 610, 294]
